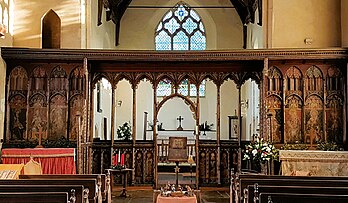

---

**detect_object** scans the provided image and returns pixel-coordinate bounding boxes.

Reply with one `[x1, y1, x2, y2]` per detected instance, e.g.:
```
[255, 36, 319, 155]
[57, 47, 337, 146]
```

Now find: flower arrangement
[117, 122, 132, 140]
[243, 134, 279, 164]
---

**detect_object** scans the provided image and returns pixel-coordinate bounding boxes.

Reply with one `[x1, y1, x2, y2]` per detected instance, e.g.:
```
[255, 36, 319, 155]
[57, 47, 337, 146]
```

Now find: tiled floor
[112, 187, 230, 203]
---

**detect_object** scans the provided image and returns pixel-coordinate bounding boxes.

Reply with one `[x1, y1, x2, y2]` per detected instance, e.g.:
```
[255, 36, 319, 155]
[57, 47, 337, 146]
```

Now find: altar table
[1, 148, 76, 174]
[279, 150, 348, 176]
[157, 195, 197, 203]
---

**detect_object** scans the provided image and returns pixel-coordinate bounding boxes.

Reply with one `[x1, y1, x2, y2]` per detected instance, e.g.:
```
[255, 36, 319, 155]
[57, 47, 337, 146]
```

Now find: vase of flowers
[117, 122, 132, 140]
[243, 134, 278, 174]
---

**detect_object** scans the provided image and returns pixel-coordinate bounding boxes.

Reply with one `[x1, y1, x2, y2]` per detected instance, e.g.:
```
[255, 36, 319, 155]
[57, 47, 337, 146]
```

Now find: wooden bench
[232, 174, 348, 203]
[259, 192, 348, 203]
[20, 174, 106, 203]
[251, 184, 348, 203]
[0, 192, 70, 203]
[0, 185, 85, 203]
[0, 179, 97, 203]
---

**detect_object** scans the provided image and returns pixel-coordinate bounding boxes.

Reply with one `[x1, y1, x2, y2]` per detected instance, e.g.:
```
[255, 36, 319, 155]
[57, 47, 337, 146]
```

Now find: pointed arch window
[155, 2, 206, 50]
[155, 2, 206, 97]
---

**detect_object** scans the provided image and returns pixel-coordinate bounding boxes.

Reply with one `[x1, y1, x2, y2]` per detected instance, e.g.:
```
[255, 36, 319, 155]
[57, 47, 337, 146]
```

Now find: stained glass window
[155, 3, 206, 51]
[155, 2, 206, 97]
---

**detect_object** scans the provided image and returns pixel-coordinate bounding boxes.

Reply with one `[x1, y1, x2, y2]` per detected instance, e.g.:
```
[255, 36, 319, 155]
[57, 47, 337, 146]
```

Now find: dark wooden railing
[90, 139, 240, 187]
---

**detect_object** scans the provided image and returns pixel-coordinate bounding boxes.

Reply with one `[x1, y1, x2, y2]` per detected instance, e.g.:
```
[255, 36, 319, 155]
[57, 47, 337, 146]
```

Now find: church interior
[0, 0, 348, 203]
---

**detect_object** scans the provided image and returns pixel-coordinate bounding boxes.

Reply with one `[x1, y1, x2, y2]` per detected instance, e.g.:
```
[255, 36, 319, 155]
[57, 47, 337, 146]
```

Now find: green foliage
[199, 122, 214, 131]
[117, 122, 132, 140]
[3, 137, 76, 148]
[316, 141, 341, 151]
[43, 136, 76, 148]
[281, 143, 308, 150]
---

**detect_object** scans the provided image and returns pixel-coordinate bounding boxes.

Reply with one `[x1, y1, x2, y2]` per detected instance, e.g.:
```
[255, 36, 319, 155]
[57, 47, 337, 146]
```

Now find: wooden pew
[0, 185, 85, 203]
[0, 192, 70, 203]
[233, 174, 348, 203]
[259, 192, 348, 203]
[20, 174, 106, 203]
[251, 184, 348, 203]
[0, 179, 96, 203]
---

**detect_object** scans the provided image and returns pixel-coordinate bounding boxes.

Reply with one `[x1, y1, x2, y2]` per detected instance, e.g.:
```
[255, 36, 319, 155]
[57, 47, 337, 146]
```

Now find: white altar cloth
[279, 150, 348, 176]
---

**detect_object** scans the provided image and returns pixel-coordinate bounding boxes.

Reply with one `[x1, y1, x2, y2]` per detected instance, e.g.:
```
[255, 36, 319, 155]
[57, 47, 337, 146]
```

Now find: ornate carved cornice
[2, 48, 347, 61]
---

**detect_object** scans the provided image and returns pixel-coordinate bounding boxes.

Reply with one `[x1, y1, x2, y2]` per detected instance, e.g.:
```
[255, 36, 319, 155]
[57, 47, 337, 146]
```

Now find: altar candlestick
[118, 150, 121, 163]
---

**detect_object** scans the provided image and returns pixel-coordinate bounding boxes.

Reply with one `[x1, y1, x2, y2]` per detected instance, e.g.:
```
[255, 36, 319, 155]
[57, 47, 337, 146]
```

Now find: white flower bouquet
[243, 134, 278, 164]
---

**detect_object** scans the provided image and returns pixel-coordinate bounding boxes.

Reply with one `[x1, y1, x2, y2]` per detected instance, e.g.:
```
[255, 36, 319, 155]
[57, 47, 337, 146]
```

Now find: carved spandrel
[31, 67, 47, 91]
[50, 66, 68, 92]
[9, 66, 28, 91]
[70, 67, 85, 93]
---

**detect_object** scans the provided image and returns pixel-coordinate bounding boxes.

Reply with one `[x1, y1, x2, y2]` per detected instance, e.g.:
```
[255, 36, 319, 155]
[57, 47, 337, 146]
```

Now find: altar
[146, 130, 214, 142]
[279, 150, 348, 176]
[1, 148, 76, 174]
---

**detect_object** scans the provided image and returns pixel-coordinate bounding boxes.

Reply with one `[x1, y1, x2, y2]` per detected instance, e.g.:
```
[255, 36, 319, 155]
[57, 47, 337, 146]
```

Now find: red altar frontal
[1, 148, 76, 174]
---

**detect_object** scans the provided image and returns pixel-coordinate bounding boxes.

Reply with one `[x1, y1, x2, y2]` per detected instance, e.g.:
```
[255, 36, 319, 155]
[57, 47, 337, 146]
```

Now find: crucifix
[35, 127, 44, 148]
[177, 116, 184, 131]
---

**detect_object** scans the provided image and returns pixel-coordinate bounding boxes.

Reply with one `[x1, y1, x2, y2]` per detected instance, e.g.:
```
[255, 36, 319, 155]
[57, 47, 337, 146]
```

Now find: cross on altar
[177, 116, 184, 131]
[35, 127, 45, 148]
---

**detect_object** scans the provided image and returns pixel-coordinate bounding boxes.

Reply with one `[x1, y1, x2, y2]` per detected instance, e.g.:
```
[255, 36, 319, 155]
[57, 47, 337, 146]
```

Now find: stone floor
[111, 187, 230, 203]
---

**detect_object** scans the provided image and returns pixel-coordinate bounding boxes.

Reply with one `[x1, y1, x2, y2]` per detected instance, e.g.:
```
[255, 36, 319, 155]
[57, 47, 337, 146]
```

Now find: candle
[113, 154, 117, 166]
[118, 150, 121, 163]
[195, 126, 199, 135]
[121, 153, 125, 166]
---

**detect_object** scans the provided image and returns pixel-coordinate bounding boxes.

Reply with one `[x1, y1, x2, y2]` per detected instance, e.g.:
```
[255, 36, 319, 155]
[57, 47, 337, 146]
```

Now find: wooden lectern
[167, 137, 188, 187]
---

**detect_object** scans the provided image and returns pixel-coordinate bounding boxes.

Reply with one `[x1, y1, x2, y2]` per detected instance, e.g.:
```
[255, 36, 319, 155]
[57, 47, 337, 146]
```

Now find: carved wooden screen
[304, 66, 324, 144]
[284, 66, 303, 143]
[266, 66, 283, 143]
[49, 66, 68, 140]
[28, 67, 48, 141]
[68, 67, 85, 141]
[326, 66, 344, 143]
[8, 66, 28, 141]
